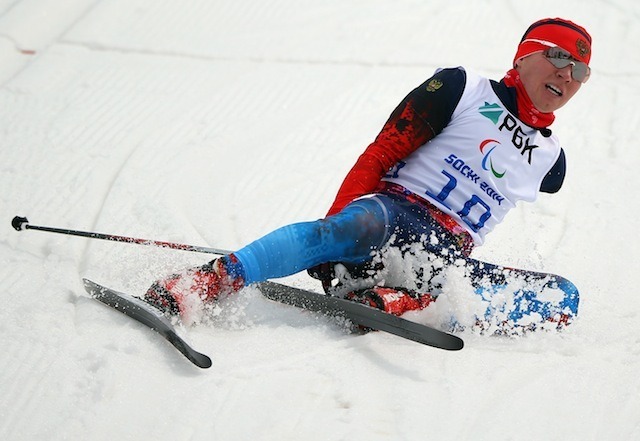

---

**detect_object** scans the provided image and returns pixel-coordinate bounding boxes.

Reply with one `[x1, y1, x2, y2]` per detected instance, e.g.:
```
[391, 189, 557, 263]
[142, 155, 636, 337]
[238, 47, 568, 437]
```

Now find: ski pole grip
[12, 216, 29, 231]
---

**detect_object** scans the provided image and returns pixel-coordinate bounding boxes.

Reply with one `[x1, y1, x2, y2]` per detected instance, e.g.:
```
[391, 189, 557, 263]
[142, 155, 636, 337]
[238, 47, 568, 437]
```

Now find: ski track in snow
[1, 1, 639, 440]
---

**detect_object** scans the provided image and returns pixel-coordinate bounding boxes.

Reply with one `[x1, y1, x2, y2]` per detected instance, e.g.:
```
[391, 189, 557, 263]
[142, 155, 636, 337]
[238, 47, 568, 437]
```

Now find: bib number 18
[426, 170, 491, 232]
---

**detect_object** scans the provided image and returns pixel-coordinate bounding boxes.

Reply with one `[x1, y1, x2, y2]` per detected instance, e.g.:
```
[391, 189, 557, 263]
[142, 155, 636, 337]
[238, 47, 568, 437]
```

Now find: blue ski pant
[231, 191, 579, 326]
[233, 192, 454, 283]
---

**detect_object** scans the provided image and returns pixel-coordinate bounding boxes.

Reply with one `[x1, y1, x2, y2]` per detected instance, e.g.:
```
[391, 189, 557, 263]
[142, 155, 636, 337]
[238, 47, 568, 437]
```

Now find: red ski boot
[346, 286, 435, 317]
[144, 255, 245, 318]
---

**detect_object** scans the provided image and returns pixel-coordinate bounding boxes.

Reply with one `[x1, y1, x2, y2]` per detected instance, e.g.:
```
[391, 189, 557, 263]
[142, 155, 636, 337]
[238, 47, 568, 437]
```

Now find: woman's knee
[323, 200, 389, 260]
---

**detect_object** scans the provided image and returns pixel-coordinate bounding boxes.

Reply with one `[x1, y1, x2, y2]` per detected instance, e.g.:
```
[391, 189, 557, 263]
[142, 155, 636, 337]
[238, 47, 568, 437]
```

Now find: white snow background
[1, 0, 639, 440]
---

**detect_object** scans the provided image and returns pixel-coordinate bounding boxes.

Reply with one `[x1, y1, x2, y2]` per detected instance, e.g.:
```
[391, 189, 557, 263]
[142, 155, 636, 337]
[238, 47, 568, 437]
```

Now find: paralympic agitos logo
[479, 139, 506, 178]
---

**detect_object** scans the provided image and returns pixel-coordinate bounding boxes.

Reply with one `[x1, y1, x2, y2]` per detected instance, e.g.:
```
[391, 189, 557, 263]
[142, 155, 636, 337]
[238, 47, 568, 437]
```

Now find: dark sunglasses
[544, 47, 590, 83]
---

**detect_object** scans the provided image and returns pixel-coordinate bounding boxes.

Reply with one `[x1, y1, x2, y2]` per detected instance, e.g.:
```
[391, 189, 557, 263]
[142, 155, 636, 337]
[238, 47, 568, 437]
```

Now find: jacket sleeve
[326, 68, 466, 216]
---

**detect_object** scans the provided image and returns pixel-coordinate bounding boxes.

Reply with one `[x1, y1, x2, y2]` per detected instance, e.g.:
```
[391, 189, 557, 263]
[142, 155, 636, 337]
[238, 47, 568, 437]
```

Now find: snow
[1, 0, 639, 439]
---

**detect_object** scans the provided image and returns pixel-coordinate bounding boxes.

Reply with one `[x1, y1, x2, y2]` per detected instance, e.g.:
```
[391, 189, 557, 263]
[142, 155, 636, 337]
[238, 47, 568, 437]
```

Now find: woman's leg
[233, 196, 391, 284]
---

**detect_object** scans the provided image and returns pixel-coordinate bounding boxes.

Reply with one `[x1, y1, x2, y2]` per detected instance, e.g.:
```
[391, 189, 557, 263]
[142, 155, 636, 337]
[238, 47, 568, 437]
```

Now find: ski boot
[144, 254, 245, 317]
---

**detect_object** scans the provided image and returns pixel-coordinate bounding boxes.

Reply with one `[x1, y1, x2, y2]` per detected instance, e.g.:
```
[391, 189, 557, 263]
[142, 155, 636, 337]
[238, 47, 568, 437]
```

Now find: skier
[145, 18, 592, 334]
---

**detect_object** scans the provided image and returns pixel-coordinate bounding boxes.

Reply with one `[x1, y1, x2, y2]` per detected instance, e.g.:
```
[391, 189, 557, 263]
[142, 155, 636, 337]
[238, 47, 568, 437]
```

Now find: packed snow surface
[1, 1, 639, 440]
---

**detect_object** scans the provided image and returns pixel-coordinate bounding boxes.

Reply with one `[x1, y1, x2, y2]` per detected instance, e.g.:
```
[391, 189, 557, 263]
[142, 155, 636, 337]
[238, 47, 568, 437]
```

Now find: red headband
[514, 18, 592, 67]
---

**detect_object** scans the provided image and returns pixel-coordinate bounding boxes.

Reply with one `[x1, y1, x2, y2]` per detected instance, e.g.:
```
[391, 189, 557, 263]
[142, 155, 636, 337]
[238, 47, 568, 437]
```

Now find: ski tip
[449, 337, 464, 351]
[194, 354, 213, 369]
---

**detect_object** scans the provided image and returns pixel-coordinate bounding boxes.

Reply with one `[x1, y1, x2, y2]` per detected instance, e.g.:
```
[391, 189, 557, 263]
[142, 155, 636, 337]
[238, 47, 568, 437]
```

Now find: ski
[259, 281, 464, 351]
[82, 278, 462, 369]
[82, 279, 212, 369]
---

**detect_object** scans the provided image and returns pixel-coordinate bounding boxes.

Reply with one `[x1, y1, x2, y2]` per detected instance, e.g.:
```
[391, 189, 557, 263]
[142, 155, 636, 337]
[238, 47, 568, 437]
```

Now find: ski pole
[11, 216, 230, 256]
